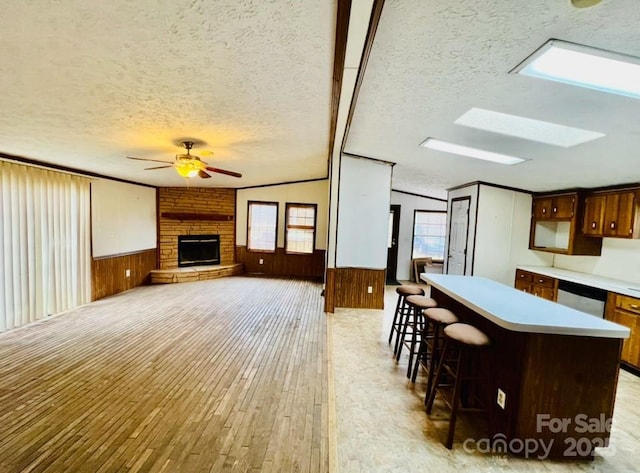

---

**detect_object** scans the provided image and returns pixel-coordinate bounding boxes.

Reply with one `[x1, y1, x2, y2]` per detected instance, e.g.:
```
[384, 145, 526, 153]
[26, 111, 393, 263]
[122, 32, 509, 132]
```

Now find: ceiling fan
[127, 141, 242, 179]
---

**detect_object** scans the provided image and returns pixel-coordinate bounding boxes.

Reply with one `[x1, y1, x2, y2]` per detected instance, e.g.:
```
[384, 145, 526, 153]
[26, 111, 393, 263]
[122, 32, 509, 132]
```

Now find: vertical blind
[0, 161, 91, 331]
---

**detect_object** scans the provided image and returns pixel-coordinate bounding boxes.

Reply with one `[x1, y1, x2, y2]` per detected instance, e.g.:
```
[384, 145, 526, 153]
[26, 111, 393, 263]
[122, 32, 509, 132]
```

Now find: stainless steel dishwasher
[556, 279, 607, 318]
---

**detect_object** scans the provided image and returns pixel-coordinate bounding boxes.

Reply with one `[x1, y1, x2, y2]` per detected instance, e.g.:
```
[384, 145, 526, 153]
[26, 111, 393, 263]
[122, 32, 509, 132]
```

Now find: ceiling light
[420, 138, 526, 165]
[512, 39, 640, 99]
[175, 160, 200, 178]
[455, 108, 605, 147]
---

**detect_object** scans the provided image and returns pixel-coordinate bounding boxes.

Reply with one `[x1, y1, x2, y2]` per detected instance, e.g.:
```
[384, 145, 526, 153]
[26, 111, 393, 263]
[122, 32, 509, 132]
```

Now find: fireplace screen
[178, 234, 221, 267]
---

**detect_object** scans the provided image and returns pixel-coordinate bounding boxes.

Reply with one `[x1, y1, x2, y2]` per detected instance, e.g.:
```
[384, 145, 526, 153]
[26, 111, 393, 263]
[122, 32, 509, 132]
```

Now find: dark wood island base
[425, 278, 627, 460]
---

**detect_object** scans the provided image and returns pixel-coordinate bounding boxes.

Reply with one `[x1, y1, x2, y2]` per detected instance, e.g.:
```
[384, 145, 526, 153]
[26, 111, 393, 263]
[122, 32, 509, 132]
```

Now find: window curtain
[0, 161, 91, 331]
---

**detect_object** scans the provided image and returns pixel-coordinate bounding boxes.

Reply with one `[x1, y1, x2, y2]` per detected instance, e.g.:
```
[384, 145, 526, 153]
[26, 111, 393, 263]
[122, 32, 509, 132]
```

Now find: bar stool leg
[424, 324, 442, 405]
[395, 302, 410, 361]
[445, 348, 464, 449]
[426, 339, 448, 414]
[406, 305, 423, 379]
[388, 294, 403, 345]
[411, 316, 432, 383]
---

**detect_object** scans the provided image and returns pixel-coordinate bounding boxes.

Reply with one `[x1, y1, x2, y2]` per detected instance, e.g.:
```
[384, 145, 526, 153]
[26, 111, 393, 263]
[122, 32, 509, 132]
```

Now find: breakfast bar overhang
[421, 274, 630, 459]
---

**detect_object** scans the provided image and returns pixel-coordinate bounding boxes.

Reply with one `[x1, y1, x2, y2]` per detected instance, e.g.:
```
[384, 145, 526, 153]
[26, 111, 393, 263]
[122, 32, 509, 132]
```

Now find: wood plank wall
[325, 267, 385, 311]
[236, 246, 325, 280]
[91, 249, 157, 301]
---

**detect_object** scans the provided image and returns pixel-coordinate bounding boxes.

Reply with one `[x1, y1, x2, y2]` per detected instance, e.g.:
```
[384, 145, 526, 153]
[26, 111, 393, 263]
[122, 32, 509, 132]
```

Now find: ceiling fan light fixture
[175, 160, 200, 178]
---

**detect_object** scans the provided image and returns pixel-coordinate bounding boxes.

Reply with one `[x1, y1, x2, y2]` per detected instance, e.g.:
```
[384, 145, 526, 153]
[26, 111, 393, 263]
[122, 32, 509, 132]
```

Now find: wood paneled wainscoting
[236, 246, 325, 280]
[91, 249, 157, 301]
[324, 267, 385, 312]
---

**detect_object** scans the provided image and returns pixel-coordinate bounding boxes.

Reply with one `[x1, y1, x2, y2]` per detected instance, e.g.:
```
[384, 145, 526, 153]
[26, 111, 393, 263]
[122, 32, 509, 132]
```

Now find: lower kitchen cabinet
[514, 269, 557, 301]
[605, 293, 640, 368]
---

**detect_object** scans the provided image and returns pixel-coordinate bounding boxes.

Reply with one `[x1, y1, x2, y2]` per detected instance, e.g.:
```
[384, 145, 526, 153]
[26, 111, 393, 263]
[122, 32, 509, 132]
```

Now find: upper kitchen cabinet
[533, 194, 576, 220]
[582, 190, 640, 238]
[529, 192, 602, 256]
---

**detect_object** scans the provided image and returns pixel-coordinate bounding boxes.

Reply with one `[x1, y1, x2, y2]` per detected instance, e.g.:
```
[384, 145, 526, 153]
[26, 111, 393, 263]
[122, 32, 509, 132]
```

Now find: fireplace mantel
[161, 212, 234, 221]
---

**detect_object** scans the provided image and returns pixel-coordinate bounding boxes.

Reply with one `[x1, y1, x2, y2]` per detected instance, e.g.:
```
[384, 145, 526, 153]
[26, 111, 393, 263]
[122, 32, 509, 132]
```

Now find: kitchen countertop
[421, 274, 630, 338]
[517, 265, 640, 298]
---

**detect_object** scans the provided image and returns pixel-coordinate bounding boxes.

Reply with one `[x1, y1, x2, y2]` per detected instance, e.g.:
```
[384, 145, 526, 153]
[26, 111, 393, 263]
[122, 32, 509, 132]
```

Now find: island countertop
[421, 274, 630, 339]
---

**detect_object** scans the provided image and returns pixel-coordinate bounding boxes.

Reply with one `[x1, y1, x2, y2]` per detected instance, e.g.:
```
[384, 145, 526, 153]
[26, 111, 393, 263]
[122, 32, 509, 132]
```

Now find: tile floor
[329, 285, 640, 473]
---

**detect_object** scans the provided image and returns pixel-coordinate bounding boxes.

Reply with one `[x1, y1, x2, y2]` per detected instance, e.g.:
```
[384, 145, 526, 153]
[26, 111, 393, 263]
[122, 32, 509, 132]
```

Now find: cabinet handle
[591, 221, 597, 229]
[630, 304, 639, 310]
[534, 292, 539, 296]
[553, 207, 557, 213]
[610, 221, 616, 230]
[539, 279, 544, 283]
[542, 208, 547, 214]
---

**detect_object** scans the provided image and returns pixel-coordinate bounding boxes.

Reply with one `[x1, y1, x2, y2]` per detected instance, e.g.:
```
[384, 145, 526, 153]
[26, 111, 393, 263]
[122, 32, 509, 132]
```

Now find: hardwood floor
[8, 277, 639, 473]
[0, 277, 328, 473]
[329, 285, 640, 472]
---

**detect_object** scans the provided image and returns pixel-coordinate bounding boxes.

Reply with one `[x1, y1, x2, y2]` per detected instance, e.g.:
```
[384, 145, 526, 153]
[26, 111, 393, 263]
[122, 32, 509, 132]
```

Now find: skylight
[420, 138, 526, 166]
[454, 108, 605, 148]
[512, 39, 640, 100]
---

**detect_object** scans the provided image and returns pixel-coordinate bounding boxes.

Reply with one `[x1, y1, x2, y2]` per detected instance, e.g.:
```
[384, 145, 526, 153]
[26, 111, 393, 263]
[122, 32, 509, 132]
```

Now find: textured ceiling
[345, 0, 640, 198]
[0, 0, 335, 187]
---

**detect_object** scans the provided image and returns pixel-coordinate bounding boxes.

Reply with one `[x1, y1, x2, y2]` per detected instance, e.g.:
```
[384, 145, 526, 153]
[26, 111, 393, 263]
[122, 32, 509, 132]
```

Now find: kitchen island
[421, 274, 630, 459]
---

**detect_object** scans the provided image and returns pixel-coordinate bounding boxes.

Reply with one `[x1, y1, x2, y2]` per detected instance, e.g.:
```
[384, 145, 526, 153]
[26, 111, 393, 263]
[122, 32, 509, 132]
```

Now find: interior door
[386, 205, 401, 284]
[447, 197, 470, 275]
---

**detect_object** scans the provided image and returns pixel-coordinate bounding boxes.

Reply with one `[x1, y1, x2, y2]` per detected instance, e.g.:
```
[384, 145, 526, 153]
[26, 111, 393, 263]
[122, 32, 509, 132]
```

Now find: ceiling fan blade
[145, 165, 173, 170]
[127, 156, 173, 164]
[198, 170, 212, 179]
[205, 166, 242, 178]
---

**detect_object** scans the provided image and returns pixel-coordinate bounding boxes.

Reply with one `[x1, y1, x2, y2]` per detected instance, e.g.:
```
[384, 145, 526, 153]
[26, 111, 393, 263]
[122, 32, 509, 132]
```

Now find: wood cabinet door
[515, 269, 533, 284]
[531, 285, 555, 301]
[582, 195, 605, 236]
[604, 192, 636, 238]
[514, 279, 531, 294]
[552, 195, 575, 219]
[607, 309, 640, 366]
[534, 197, 553, 219]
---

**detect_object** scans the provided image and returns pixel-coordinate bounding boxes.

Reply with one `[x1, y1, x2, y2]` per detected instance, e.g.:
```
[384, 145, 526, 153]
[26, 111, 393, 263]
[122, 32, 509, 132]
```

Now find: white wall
[336, 156, 392, 269]
[553, 239, 640, 285]
[444, 184, 478, 275]
[390, 191, 447, 280]
[91, 179, 157, 257]
[236, 180, 329, 249]
[474, 186, 553, 285]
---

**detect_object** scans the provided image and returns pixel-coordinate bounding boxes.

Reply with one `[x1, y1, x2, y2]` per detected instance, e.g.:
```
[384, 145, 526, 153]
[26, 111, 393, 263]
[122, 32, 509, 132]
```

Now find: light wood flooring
[329, 285, 640, 473]
[0, 277, 328, 473]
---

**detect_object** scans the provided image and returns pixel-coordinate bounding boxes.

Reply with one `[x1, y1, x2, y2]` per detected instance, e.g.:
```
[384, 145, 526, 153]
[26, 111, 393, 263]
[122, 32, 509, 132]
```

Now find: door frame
[386, 204, 401, 284]
[447, 196, 471, 275]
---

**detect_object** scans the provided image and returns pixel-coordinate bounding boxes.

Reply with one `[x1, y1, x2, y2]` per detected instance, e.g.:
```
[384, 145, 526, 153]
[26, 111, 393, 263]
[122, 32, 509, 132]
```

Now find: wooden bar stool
[398, 295, 437, 380]
[388, 285, 424, 356]
[425, 323, 491, 449]
[412, 308, 459, 393]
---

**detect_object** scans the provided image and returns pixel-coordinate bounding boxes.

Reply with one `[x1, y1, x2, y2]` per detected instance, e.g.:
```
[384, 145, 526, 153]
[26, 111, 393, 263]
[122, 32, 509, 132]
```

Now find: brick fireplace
[158, 187, 236, 269]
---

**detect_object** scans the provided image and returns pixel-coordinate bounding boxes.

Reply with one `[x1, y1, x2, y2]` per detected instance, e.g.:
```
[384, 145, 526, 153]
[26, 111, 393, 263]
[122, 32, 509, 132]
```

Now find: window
[247, 201, 278, 251]
[285, 203, 317, 254]
[412, 211, 447, 260]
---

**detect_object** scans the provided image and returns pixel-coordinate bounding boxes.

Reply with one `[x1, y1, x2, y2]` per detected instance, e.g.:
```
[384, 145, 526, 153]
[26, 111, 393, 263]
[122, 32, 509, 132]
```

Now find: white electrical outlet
[367, 286, 373, 294]
[125, 269, 131, 278]
[259, 258, 264, 265]
[497, 388, 506, 409]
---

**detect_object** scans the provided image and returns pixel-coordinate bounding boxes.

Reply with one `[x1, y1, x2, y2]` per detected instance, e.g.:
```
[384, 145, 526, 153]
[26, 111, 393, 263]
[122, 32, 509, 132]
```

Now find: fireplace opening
[178, 234, 220, 267]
